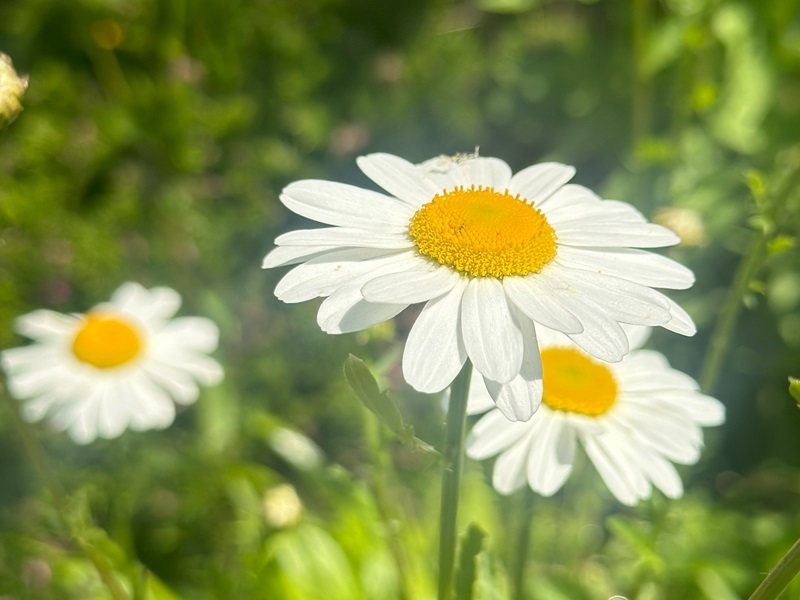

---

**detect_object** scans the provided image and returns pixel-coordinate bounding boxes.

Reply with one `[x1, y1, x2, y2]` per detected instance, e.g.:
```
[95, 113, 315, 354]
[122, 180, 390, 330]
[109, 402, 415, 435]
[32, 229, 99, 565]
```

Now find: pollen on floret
[71, 312, 143, 369]
[541, 347, 617, 416]
[407, 185, 557, 279]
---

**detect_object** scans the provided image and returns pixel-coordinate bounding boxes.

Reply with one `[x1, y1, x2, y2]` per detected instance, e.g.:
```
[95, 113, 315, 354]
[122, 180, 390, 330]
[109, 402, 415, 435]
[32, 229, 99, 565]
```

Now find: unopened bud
[0, 53, 28, 125]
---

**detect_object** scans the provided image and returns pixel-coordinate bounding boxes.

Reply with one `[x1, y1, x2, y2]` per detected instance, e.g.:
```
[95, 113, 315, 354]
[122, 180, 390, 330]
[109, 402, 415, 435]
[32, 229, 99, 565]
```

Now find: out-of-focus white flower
[263, 483, 303, 528]
[0, 53, 28, 124]
[1, 283, 223, 443]
[265, 152, 696, 422]
[466, 325, 724, 506]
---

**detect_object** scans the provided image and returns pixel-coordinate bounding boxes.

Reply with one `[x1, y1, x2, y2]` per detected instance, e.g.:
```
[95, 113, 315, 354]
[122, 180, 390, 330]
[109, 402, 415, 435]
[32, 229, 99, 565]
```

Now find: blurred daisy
[1, 283, 223, 444]
[465, 325, 724, 505]
[264, 152, 695, 421]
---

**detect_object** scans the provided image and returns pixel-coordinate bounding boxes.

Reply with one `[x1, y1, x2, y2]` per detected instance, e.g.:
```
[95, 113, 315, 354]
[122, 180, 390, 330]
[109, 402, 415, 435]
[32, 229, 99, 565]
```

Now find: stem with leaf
[438, 361, 473, 600]
[700, 164, 800, 394]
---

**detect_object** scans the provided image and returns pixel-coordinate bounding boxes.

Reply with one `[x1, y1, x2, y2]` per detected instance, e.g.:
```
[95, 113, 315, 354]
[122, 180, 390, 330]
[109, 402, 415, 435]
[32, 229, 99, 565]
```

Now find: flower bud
[0, 53, 28, 125]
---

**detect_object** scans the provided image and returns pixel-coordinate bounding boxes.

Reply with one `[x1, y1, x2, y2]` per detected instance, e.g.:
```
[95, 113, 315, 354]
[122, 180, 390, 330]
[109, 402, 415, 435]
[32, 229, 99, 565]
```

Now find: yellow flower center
[71, 312, 143, 369]
[408, 186, 557, 278]
[541, 347, 617, 416]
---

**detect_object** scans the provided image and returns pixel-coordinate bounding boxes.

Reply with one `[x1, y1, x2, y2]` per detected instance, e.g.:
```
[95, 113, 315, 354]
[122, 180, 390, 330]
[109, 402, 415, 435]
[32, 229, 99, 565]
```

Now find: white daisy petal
[527, 417, 575, 496]
[14, 310, 78, 342]
[262, 245, 339, 269]
[280, 180, 414, 231]
[465, 368, 496, 415]
[565, 304, 629, 363]
[467, 409, 532, 459]
[403, 279, 468, 393]
[275, 249, 402, 303]
[503, 276, 584, 334]
[509, 162, 576, 204]
[418, 156, 513, 191]
[547, 200, 647, 226]
[522, 268, 630, 361]
[362, 262, 461, 305]
[582, 434, 649, 505]
[357, 153, 441, 207]
[551, 269, 672, 326]
[109, 283, 182, 323]
[675, 392, 726, 426]
[461, 278, 523, 384]
[554, 247, 695, 290]
[315, 253, 417, 334]
[482, 309, 543, 421]
[156, 317, 220, 353]
[125, 374, 177, 431]
[275, 227, 414, 250]
[556, 222, 680, 248]
[318, 289, 407, 334]
[621, 324, 652, 350]
[492, 432, 536, 495]
[535, 183, 599, 212]
[485, 376, 544, 423]
[662, 295, 697, 336]
[0, 284, 223, 443]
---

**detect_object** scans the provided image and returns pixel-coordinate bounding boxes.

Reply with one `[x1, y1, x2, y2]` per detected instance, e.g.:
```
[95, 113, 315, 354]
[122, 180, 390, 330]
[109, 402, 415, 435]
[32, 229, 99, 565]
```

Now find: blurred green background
[1, 0, 800, 598]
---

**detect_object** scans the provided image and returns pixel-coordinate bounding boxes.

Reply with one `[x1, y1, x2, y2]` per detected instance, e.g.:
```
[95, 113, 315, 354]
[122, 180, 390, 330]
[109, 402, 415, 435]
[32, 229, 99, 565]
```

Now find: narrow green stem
[631, 0, 651, 147]
[438, 361, 473, 600]
[2, 388, 130, 600]
[749, 537, 800, 600]
[699, 164, 800, 393]
[510, 490, 535, 600]
[698, 232, 764, 393]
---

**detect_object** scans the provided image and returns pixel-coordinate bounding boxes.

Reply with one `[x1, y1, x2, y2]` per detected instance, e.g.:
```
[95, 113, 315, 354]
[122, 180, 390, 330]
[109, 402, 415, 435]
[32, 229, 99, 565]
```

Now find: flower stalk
[700, 163, 800, 393]
[749, 537, 800, 600]
[438, 360, 473, 600]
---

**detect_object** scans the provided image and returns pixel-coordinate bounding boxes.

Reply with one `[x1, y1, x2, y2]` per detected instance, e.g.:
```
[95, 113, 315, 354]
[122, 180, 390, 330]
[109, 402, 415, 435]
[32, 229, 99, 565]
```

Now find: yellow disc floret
[541, 347, 617, 416]
[408, 185, 557, 278]
[72, 312, 143, 369]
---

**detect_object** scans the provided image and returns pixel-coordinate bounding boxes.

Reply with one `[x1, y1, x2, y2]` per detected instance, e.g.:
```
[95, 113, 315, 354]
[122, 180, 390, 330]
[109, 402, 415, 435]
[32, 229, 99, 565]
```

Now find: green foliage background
[1, 0, 800, 598]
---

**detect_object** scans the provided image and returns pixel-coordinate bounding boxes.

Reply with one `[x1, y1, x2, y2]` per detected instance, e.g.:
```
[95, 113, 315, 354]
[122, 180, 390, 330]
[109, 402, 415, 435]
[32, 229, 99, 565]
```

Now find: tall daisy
[465, 325, 725, 505]
[1, 282, 224, 444]
[264, 152, 696, 421]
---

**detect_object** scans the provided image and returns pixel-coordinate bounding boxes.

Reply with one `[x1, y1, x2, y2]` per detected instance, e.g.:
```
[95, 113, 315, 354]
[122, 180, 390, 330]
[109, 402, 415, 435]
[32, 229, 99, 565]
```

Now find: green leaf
[767, 235, 795, 255]
[745, 169, 768, 209]
[789, 377, 800, 406]
[454, 523, 486, 600]
[343, 354, 440, 458]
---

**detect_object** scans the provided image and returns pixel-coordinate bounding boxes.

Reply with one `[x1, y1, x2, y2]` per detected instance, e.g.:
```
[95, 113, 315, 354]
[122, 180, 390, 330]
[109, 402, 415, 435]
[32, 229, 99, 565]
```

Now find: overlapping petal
[265, 151, 700, 420]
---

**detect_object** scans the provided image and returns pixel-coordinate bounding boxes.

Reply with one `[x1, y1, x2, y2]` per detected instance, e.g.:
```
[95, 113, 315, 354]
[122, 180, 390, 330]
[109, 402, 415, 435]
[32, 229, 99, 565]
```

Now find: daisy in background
[264, 151, 696, 421]
[465, 324, 725, 505]
[1, 282, 223, 444]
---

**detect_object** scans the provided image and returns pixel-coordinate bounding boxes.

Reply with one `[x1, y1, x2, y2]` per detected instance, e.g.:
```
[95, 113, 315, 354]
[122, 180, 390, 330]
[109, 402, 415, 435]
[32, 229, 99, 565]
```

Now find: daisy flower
[465, 325, 725, 506]
[1, 282, 223, 444]
[264, 152, 696, 421]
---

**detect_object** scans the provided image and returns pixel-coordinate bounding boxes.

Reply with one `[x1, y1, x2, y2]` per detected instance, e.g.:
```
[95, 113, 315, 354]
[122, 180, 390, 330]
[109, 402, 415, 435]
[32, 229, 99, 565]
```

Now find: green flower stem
[2, 388, 130, 600]
[698, 231, 764, 393]
[631, 0, 652, 146]
[749, 537, 800, 600]
[438, 360, 473, 600]
[700, 164, 800, 394]
[510, 490, 535, 600]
